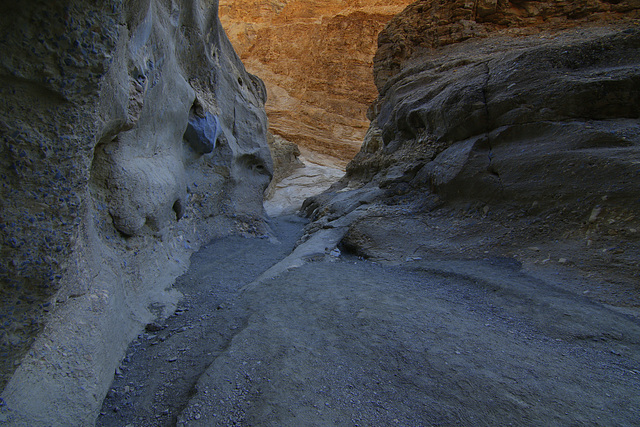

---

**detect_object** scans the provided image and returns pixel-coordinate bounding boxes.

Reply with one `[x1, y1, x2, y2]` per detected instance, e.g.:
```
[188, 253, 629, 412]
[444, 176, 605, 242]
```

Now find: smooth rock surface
[265, 158, 344, 217]
[183, 112, 222, 155]
[93, 214, 640, 426]
[0, 1, 271, 425]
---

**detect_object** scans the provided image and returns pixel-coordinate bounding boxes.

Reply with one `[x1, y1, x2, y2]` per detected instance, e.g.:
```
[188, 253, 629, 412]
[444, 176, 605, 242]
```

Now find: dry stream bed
[97, 215, 640, 426]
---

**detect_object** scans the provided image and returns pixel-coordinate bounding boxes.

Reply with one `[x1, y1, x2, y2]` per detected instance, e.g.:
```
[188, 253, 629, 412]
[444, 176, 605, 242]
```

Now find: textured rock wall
[356, 0, 640, 206]
[302, 1, 639, 284]
[265, 132, 303, 199]
[219, 0, 413, 166]
[374, 0, 640, 91]
[0, 0, 271, 424]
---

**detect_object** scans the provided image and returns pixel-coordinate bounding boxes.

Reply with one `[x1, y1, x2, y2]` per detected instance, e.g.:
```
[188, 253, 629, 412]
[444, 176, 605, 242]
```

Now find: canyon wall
[303, 1, 640, 290]
[219, 0, 413, 167]
[0, 0, 271, 424]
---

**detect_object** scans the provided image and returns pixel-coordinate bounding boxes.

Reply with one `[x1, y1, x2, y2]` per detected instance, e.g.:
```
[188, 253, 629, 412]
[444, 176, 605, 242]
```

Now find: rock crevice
[219, 0, 415, 166]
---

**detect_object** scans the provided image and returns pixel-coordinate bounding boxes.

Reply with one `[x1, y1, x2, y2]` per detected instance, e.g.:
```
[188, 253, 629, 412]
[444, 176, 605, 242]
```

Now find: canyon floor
[96, 167, 640, 426]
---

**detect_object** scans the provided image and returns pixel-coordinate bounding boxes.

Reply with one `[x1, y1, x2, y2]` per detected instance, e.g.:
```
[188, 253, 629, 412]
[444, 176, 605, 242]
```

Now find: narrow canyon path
[97, 214, 640, 426]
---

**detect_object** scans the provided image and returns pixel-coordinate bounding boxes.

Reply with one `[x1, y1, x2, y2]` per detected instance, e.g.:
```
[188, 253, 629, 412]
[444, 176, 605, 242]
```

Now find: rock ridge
[374, 0, 640, 91]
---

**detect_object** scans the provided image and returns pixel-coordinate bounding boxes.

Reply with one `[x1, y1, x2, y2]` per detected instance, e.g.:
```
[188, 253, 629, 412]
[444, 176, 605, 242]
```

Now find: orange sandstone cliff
[219, 0, 413, 166]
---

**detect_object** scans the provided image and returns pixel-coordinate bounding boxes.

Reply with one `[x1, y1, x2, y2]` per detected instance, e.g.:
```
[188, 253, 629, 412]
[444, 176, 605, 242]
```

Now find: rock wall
[373, 0, 640, 91]
[303, 1, 640, 289]
[358, 0, 640, 204]
[0, 0, 271, 424]
[218, 0, 413, 166]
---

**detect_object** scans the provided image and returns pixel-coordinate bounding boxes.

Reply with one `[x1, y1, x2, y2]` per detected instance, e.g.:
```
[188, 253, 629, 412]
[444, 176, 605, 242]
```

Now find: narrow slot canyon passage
[2, 1, 639, 426]
[87, 1, 640, 425]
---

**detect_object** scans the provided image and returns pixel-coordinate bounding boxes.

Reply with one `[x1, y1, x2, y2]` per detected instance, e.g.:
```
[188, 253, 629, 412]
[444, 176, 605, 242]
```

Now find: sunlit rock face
[218, 0, 413, 167]
[0, 0, 270, 424]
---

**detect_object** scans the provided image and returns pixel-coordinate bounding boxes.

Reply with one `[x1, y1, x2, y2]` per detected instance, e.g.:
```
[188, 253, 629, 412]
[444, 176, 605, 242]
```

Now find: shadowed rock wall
[355, 0, 640, 206]
[302, 1, 640, 287]
[0, 0, 271, 424]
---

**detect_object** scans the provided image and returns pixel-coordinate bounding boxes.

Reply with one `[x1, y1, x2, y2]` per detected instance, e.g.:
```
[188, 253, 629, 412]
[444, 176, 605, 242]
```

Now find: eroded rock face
[303, 1, 640, 290]
[219, 0, 413, 166]
[0, 0, 270, 424]
[374, 0, 640, 91]
[358, 0, 640, 205]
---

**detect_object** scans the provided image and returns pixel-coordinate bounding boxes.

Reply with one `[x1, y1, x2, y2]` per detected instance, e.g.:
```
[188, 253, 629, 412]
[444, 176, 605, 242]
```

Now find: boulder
[183, 112, 222, 155]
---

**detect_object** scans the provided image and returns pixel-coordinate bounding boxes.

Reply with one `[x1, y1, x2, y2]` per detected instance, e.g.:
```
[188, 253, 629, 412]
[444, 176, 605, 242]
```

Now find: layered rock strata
[0, 0, 271, 424]
[219, 0, 413, 166]
[303, 1, 640, 295]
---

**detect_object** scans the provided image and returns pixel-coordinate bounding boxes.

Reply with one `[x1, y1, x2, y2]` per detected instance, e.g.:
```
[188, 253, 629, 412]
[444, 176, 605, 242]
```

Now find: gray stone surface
[265, 158, 344, 217]
[303, 23, 640, 303]
[349, 28, 640, 207]
[0, 0, 272, 424]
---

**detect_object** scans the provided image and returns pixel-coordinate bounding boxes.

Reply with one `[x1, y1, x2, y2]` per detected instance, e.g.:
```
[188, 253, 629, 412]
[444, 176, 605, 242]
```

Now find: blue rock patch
[183, 112, 221, 155]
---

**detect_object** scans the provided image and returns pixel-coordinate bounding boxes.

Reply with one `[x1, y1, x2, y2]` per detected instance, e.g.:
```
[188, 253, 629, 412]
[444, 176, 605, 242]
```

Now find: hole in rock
[173, 199, 184, 221]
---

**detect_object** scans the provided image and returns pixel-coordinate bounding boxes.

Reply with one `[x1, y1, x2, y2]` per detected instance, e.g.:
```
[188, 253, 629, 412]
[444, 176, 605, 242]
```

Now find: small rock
[558, 258, 568, 264]
[167, 356, 178, 362]
[329, 248, 341, 257]
[145, 322, 164, 332]
[588, 207, 601, 223]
